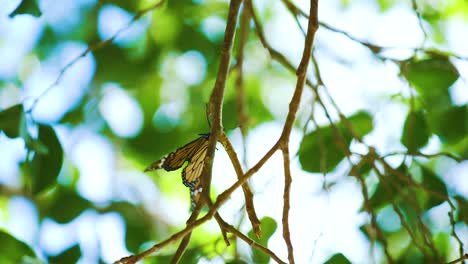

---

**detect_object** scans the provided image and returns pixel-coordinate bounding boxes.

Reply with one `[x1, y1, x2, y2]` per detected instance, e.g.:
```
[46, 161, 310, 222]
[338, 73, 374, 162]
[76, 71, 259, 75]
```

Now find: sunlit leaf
[433, 233, 450, 261]
[324, 253, 352, 264]
[401, 110, 430, 152]
[299, 111, 373, 173]
[387, 228, 411, 259]
[248, 217, 277, 264]
[48, 244, 81, 264]
[421, 167, 447, 209]
[403, 58, 459, 110]
[8, 0, 42, 18]
[348, 111, 373, 137]
[31, 125, 63, 194]
[0, 104, 23, 138]
[0, 231, 36, 263]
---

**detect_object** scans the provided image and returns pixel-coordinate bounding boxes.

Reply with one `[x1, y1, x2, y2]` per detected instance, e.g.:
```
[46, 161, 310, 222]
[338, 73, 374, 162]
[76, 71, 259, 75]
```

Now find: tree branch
[219, 132, 262, 239]
[202, 0, 243, 207]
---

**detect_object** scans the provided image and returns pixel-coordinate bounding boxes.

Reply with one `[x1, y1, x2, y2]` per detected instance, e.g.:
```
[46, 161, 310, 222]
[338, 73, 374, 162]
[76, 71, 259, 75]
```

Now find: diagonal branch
[219, 132, 262, 238]
[215, 215, 287, 264]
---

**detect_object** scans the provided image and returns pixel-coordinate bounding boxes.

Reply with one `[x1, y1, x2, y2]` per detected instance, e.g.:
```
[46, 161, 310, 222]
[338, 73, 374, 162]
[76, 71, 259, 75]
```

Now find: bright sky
[0, 0, 467, 263]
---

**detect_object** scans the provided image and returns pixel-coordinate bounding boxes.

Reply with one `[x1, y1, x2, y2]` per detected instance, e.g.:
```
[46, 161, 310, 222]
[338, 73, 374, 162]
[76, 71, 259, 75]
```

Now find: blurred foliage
[0, 231, 36, 263]
[401, 110, 430, 152]
[31, 125, 64, 195]
[247, 217, 277, 264]
[0, 0, 467, 263]
[298, 111, 373, 172]
[0, 104, 23, 138]
[324, 253, 352, 264]
[8, 0, 41, 18]
[48, 244, 81, 264]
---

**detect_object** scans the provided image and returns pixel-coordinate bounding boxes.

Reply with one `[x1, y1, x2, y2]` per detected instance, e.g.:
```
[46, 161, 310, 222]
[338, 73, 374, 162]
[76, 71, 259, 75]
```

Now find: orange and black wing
[181, 141, 209, 208]
[144, 134, 210, 209]
[144, 134, 209, 172]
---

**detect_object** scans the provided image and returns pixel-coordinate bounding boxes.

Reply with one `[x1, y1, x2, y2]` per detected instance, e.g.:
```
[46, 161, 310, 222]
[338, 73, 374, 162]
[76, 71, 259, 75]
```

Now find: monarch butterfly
[144, 134, 210, 209]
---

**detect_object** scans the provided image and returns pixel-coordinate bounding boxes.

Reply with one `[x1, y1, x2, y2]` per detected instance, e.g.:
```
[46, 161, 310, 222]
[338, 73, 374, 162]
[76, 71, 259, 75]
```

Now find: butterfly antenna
[205, 102, 212, 128]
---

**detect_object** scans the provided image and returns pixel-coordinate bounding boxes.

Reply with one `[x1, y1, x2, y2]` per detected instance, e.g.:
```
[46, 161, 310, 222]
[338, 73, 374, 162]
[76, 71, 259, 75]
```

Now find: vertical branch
[411, 0, 428, 45]
[281, 148, 294, 264]
[173, 0, 242, 261]
[276, 1, 319, 263]
[203, 0, 243, 204]
[235, 2, 251, 159]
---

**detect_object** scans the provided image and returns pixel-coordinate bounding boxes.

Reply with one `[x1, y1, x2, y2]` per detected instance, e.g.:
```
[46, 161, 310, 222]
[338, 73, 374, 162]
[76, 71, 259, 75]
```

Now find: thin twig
[382, 151, 463, 162]
[281, 148, 294, 264]
[25, 0, 165, 113]
[235, 2, 251, 166]
[411, 0, 428, 45]
[170, 205, 201, 264]
[370, 162, 435, 259]
[274, 1, 319, 263]
[446, 254, 468, 264]
[281, 0, 468, 61]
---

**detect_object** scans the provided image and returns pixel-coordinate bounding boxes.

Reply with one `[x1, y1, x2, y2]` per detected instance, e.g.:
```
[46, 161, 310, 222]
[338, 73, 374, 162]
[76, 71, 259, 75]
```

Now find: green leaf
[225, 260, 248, 264]
[8, 0, 42, 18]
[324, 253, 352, 264]
[40, 186, 91, 223]
[348, 111, 373, 137]
[403, 58, 459, 109]
[401, 110, 430, 152]
[433, 233, 450, 261]
[299, 125, 347, 172]
[31, 125, 63, 195]
[48, 244, 81, 264]
[299, 111, 373, 173]
[0, 104, 23, 138]
[431, 105, 467, 144]
[399, 246, 424, 264]
[0, 231, 36, 264]
[369, 164, 408, 211]
[421, 167, 448, 209]
[247, 217, 277, 264]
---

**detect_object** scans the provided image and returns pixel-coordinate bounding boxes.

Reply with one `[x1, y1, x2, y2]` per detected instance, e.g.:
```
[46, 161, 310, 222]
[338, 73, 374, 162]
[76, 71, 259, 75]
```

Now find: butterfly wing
[181, 142, 208, 208]
[144, 135, 209, 172]
[144, 134, 210, 209]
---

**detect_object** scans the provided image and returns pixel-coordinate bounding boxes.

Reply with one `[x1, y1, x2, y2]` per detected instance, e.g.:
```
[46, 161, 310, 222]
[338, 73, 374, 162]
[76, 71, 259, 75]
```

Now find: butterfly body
[145, 134, 210, 208]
